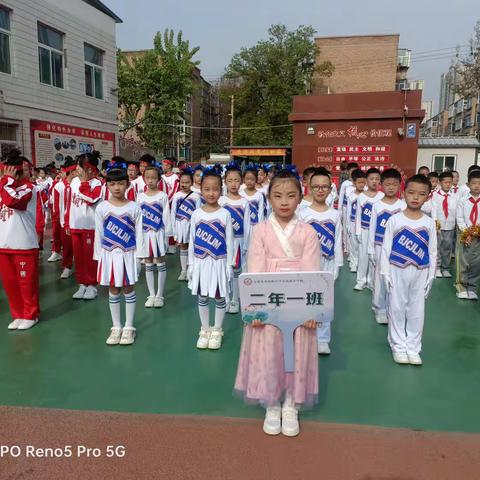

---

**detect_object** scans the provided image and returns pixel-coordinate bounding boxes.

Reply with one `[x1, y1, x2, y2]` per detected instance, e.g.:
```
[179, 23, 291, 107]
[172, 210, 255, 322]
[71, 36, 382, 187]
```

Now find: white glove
[226, 266, 233, 284]
[382, 274, 393, 293]
[355, 234, 362, 244]
[187, 265, 193, 282]
[369, 254, 376, 266]
[424, 277, 434, 299]
[334, 267, 339, 281]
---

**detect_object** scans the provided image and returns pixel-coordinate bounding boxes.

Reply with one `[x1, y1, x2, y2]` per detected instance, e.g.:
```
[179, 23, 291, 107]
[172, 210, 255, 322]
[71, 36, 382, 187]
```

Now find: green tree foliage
[456, 20, 480, 98]
[118, 29, 200, 152]
[224, 24, 333, 146]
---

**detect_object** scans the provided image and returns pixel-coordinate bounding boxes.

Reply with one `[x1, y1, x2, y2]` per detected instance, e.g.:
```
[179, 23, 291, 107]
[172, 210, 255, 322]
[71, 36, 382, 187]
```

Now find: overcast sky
[104, 0, 478, 114]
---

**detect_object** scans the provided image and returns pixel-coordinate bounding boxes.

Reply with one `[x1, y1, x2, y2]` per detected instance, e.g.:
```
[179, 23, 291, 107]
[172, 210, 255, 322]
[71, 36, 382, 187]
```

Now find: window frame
[37, 22, 64, 89]
[84, 43, 104, 100]
[0, 4, 12, 75]
[432, 154, 457, 173]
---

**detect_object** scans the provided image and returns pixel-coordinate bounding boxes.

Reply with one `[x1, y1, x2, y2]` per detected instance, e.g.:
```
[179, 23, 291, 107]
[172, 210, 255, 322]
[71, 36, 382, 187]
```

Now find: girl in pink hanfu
[234, 169, 321, 438]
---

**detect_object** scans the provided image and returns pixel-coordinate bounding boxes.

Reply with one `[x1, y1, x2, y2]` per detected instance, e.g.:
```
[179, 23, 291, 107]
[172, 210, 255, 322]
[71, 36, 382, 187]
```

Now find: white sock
[156, 263, 167, 298]
[198, 295, 209, 329]
[109, 293, 121, 328]
[283, 390, 295, 409]
[214, 298, 226, 329]
[232, 269, 241, 304]
[145, 263, 155, 297]
[124, 291, 136, 328]
[180, 250, 188, 272]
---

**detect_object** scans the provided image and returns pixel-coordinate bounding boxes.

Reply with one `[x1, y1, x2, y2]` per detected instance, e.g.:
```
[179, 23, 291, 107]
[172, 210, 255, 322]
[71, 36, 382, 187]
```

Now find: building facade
[0, 0, 121, 166]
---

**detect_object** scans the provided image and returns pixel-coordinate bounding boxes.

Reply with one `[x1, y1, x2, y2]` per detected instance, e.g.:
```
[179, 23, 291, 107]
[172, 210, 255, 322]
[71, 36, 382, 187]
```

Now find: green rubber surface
[0, 254, 479, 433]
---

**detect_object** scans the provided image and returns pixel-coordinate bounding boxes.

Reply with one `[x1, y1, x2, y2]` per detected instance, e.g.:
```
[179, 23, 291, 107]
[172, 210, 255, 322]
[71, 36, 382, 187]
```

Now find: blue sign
[407, 123, 416, 138]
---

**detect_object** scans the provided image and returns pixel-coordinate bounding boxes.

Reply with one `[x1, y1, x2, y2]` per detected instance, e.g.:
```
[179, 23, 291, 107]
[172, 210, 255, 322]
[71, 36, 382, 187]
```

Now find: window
[84, 44, 103, 99]
[0, 5, 11, 74]
[38, 23, 63, 88]
[0, 122, 18, 158]
[432, 155, 456, 173]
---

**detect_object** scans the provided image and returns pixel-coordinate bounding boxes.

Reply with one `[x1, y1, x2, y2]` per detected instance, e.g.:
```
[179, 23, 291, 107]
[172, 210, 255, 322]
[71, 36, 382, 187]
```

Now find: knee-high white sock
[109, 293, 121, 328]
[124, 291, 136, 328]
[156, 262, 167, 298]
[232, 269, 241, 304]
[145, 263, 155, 297]
[198, 295, 210, 329]
[214, 298, 226, 329]
[180, 250, 188, 272]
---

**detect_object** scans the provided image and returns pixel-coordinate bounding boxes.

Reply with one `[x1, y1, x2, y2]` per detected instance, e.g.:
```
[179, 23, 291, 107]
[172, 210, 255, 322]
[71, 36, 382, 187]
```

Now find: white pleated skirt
[142, 229, 167, 258]
[174, 220, 191, 244]
[189, 256, 228, 298]
[97, 248, 139, 287]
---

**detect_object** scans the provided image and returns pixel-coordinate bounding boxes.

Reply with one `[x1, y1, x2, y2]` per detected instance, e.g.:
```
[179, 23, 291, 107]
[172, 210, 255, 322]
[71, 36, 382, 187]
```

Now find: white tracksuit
[346, 191, 360, 270]
[380, 212, 437, 355]
[368, 199, 406, 318]
[355, 191, 384, 288]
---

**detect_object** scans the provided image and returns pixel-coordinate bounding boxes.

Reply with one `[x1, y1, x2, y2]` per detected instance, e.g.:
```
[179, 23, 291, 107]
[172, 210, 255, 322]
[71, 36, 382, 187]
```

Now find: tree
[118, 29, 200, 152]
[456, 20, 480, 98]
[224, 24, 333, 146]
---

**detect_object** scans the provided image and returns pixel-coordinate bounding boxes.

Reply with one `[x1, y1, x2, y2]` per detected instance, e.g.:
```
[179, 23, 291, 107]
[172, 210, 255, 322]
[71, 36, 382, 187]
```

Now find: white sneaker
[392, 351, 409, 364]
[47, 252, 62, 262]
[263, 406, 281, 435]
[17, 319, 38, 330]
[407, 352, 422, 365]
[208, 327, 224, 350]
[317, 342, 331, 355]
[375, 312, 388, 324]
[83, 286, 97, 300]
[154, 296, 164, 308]
[353, 283, 365, 291]
[106, 327, 122, 345]
[441, 270, 452, 278]
[196, 328, 211, 349]
[72, 285, 87, 299]
[228, 301, 240, 314]
[350, 266, 357, 273]
[468, 291, 478, 300]
[8, 319, 23, 330]
[178, 271, 187, 281]
[435, 268, 443, 278]
[281, 406, 300, 437]
[60, 268, 72, 279]
[456, 291, 470, 300]
[119, 327, 136, 345]
[145, 296, 156, 308]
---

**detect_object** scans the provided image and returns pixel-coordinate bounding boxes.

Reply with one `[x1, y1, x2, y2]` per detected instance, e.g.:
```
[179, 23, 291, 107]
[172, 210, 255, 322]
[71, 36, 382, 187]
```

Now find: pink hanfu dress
[234, 215, 321, 408]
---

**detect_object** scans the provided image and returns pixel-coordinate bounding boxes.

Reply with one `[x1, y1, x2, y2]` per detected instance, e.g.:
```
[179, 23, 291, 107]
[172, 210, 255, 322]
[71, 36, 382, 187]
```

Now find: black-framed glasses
[311, 185, 331, 192]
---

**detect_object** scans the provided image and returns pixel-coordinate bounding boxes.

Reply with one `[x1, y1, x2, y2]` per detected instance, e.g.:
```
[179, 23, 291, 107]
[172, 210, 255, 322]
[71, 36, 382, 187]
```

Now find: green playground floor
[0, 254, 479, 433]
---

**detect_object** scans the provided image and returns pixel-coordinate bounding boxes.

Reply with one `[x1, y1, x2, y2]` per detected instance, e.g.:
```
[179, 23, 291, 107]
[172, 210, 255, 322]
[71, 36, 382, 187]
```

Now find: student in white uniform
[354, 168, 384, 291]
[94, 168, 145, 346]
[338, 162, 359, 253]
[346, 169, 366, 272]
[298, 167, 342, 355]
[188, 169, 234, 350]
[240, 166, 265, 228]
[431, 171, 458, 278]
[421, 172, 439, 216]
[219, 163, 251, 314]
[171, 168, 201, 281]
[381, 174, 437, 365]
[368, 168, 405, 324]
[137, 166, 172, 308]
[191, 165, 203, 197]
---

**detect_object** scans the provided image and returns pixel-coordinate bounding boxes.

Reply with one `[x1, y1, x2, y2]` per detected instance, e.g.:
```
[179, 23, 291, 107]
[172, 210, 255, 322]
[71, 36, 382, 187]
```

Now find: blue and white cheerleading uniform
[355, 191, 384, 288]
[137, 191, 172, 258]
[298, 206, 343, 344]
[188, 208, 234, 298]
[240, 190, 265, 228]
[94, 201, 144, 287]
[368, 199, 405, 319]
[380, 212, 437, 355]
[219, 196, 251, 270]
[171, 191, 201, 243]
[346, 190, 360, 270]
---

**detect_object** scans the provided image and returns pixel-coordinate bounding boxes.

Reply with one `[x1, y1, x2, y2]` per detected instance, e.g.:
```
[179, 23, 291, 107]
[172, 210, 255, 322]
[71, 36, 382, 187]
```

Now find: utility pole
[229, 94, 234, 146]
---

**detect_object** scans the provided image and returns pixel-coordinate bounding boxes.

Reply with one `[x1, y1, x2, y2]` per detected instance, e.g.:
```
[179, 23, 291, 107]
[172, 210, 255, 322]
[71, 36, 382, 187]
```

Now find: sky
[103, 0, 479, 114]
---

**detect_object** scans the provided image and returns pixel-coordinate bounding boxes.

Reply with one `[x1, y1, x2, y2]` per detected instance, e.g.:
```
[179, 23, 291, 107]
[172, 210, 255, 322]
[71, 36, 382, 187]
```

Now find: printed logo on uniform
[141, 202, 163, 232]
[223, 204, 245, 237]
[374, 209, 401, 245]
[390, 226, 430, 269]
[249, 200, 259, 225]
[308, 220, 335, 259]
[194, 220, 227, 259]
[361, 202, 373, 229]
[102, 214, 136, 251]
[176, 197, 196, 222]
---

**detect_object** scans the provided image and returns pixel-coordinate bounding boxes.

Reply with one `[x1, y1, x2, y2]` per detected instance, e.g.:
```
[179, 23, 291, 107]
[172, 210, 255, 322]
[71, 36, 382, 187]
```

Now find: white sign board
[239, 271, 334, 372]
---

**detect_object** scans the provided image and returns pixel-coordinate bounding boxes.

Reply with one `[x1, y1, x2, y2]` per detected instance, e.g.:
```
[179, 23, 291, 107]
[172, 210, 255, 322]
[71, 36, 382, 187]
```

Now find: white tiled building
[0, 0, 121, 166]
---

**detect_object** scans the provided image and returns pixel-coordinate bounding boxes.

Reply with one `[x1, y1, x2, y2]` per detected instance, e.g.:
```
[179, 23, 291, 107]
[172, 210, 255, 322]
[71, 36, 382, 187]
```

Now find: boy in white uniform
[381, 174, 437, 365]
[338, 162, 359, 253]
[354, 168, 384, 291]
[431, 171, 458, 278]
[298, 167, 342, 355]
[368, 168, 405, 324]
[346, 169, 366, 272]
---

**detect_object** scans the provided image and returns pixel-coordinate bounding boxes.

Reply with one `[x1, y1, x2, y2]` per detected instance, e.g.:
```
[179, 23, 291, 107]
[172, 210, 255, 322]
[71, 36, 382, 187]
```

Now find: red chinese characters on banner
[333, 155, 391, 163]
[333, 145, 391, 154]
